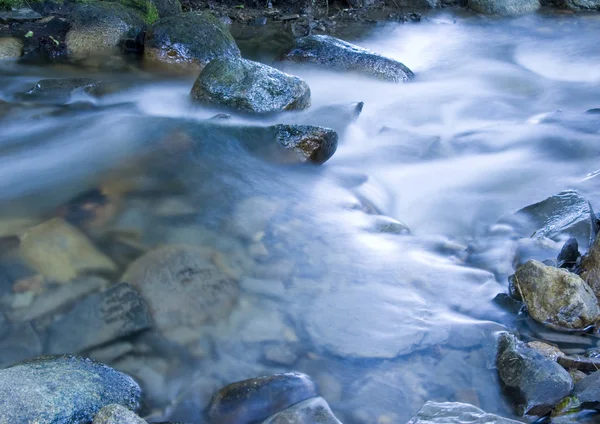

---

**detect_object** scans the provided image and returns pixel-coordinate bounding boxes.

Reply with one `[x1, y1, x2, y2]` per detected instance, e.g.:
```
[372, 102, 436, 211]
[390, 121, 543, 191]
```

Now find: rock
[467, 0, 540, 14]
[0, 355, 141, 423]
[579, 234, 600, 302]
[561, 0, 600, 10]
[0, 8, 42, 23]
[527, 341, 564, 361]
[16, 78, 98, 105]
[280, 35, 414, 83]
[144, 11, 240, 73]
[304, 284, 448, 358]
[281, 101, 364, 137]
[265, 124, 337, 164]
[496, 332, 573, 416]
[191, 57, 310, 114]
[261, 397, 342, 424]
[46, 283, 152, 354]
[0, 320, 43, 368]
[66, 2, 144, 59]
[574, 371, 600, 408]
[151, 0, 182, 17]
[512, 259, 600, 330]
[207, 373, 318, 424]
[407, 401, 522, 424]
[93, 404, 147, 424]
[19, 218, 118, 283]
[558, 238, 580, 268]
[121, 245, 239, 340]
[0, 37, 24, 59]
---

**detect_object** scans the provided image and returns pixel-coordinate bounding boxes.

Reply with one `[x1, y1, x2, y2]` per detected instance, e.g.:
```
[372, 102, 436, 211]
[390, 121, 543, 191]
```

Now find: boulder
[191, 57, 310, 113]
[574, 371, 600, 408]
[261, 397, 342, 424]
[0, 355, 141, 423]
[467, 0, 540, 14]
[496, 332, 573, 416]
[19, 218, 118, 283]
[66, 2, 144, 59]
[144, 11, 240, 73]
[46, 283, 152, 354]
[511, 260, 600, 330]
[557, 238, 580, 268]
[407, 401, 522, 424]
[207, 373, 318, 424]
[280, 35, 414, 83]
[121, 245, 239, 340]
[0, 37, 24, 59]
[561, 0, 600, 10]
[93, 404, 147, 424]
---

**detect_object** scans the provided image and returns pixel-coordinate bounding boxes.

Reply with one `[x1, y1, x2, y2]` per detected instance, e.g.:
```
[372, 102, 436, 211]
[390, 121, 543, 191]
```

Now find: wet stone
[574, 371, 600, 408]
[280, 35, 414, 83]
[0, 319, 43, 368]
[562, 0, 600, 10]
[512, 259, 600, 331]
[0, 355, 141, 423]
[16, 78, 98, 105]
[0, 37, 24, 59]
[93, 404, 147, 424]
[45, 282, 152, 354]
[407, 401, 522, 424]
[19, 217, 118, 283]
[280, 101, 364, 137]
[207, 373, 318, 424]
[261, 397, 342, 424]
[467, 0, 540, 15]
[578, 233, 600, 302]
[496, 332, 573, 416]
[558, 237, 580, 268]
[191, 57, 311, 114]
[0, 8, 42, 23]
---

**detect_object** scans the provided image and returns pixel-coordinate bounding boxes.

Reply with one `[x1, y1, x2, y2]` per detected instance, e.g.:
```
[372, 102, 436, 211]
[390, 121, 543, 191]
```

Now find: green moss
[0, 0, 25, 10]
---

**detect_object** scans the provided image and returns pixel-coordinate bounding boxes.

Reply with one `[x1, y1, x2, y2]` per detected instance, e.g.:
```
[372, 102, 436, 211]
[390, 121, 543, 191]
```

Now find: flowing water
[1, 10, 600, 423]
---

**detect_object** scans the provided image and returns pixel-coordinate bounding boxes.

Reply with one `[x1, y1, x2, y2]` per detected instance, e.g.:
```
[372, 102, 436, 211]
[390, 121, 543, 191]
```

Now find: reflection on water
[1, 11, 600, 423]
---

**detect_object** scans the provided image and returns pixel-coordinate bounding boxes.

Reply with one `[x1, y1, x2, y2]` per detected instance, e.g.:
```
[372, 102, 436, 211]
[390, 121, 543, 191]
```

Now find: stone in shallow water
[304, 284, 447, 358]
[496, 332, 573, 416]
[46, 282, 152, 354]
[207, 373, 318, 424]
[16, 78, 98, 105]
[0, 37, 24, 59]
[512, 259, 600, 331]
[191, 57, 311, 113]
[280, 101, 363, 137]
[467, 0, 540, 15]
[578, 234, 600, 302]
[19, 217, 117, 283]
[574, 371, 600, 408]
[122, 245, 239, 340]
[0, 8, 42, 23]
[261, 397, 342, 424]
[280, 35, 414, 83]
[0, 355, 141, 423]
[144, 11, 240, 72]
[0, 319, 43, 368]
[563, 0, 600, 10]
[93, 403, 147, 424]
[407, 401, 521, 424]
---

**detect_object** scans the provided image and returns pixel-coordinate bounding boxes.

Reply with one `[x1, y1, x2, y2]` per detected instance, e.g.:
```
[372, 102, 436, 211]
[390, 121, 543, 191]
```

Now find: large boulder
[144, 11, 240, 73]
[407, 401, 522, 424]
[280, 35, 414, 83]
[207, 373, 318, 424]
[66, 2, 145, 59]
[0, 355, 141, 423]
[261, 397, 342, 424]
[512, 260, 600, 330]
[467, 0, 540, 14]
[191, 57, 311, 114]
[496, 332, 573, 416]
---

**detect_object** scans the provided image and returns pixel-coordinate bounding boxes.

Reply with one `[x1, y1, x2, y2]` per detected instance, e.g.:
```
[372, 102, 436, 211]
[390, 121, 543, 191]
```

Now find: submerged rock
[574, 371, 600, 408]
[0, 37, 24, 59]
[280, 101, 364, 137]
[407, 401, 522, 424]
[16, 78, 97, 105]
[0, 8, 42, 23]
[467, 0, 540, 14]
[191, 57, 310, 113]
[512, 260, 600, 330]
[66, 2, 144, 59]
[19, 218, 117, 283]
[280, 35, 414, 83]
[496, 332, 573, 416]
[0, 320, 43, 368]
[207, 373, 318, 424]
[93, 404, 147, 424]
[0, 355, 141, 423]
[122, 245, 239, 341]
[261, 397, 342, 424]
[144, 11, 240, 72]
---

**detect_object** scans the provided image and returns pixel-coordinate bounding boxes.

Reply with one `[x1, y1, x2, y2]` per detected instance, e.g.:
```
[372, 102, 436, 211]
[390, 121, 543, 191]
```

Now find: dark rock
[0, 320, 43, 368]
[407, 401, 522, 424]
[16, 78, 98, 105]
[267, 124, 336, 164]
[191, 57, 310, 114]
[0, 37, 23, 59]
[574, 371, 600, 409]
[512, 259, 600, 330]
[261, 397, 342, 424]
[467, 0, 540, 14]
[151, 0, 182, 17]
[579, 234, 600, 302]
[280, 101, 363, 136]
[93, 404, 147, 423]
[280, 35, 414, 83]
[46, 283, 152, 354]
[496, 332, 573, 416]
[144, 11, 240, 73]
[207, 373, 318, 424]
[0, 8, 42, 23]
[561, 0, 600, 10]
[0, 355, 141, 423]
[558, 238, 580, 268]
[66, 2, 145, 59]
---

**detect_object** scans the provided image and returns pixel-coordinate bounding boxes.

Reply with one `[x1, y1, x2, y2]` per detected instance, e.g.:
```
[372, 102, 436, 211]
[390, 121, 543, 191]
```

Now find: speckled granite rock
[93, 404, 147, 423]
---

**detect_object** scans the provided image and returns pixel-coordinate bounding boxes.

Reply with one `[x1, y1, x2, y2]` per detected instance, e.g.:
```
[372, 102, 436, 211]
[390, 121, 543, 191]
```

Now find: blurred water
[1, 11, 600, 423]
